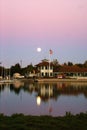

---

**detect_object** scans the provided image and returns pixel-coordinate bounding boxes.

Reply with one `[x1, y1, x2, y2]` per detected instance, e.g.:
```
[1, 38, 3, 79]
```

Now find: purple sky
[0, 0, 87, 67]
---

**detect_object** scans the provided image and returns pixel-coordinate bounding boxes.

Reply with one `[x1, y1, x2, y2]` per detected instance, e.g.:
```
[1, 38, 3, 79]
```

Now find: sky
[0, 0, 87, 67]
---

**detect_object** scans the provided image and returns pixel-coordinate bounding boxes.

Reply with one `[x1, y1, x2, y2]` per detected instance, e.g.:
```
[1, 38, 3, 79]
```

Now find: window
[45, 72, 48, 76]
[45, 66, 48, 69]
[41, 72, 44, 77]
[50, 73, 53, 76]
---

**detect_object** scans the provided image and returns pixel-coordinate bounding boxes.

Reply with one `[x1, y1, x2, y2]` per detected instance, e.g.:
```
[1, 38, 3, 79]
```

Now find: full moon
[37, 47, 41, 52]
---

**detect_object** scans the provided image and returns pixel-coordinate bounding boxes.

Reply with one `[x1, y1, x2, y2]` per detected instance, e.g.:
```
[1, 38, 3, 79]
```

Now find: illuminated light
[37, 96, 41, 106]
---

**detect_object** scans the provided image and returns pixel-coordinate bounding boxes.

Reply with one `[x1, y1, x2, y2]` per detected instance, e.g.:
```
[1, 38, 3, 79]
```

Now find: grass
[0, 112, 87, 130]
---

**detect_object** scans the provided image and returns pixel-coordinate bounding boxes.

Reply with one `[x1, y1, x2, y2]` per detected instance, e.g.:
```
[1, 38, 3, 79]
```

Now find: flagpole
[49, 49, 53, 77]
[49, 52, 50, 77]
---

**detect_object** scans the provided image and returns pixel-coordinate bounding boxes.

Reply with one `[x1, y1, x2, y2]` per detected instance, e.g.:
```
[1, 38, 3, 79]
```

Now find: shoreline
[1, 78, 87, 84]
[35, 78, 87, 82]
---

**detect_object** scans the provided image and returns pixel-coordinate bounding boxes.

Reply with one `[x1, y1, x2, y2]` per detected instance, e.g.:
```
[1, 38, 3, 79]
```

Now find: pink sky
[0, 0, 87, 39]
[0, 0, 87, 67]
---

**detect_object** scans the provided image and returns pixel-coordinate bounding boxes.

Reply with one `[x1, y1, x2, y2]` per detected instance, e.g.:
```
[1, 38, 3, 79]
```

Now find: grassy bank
[0, 112, 87, 130]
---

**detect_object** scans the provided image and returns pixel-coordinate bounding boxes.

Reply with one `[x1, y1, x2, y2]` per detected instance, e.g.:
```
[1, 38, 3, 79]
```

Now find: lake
[0, 80, 87, 116]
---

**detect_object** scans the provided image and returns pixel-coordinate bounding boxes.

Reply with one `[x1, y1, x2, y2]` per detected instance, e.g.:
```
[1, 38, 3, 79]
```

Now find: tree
[84, 60, 87, 68]
[67, 62, 73, 66]
[52, 59, 59, 66]
[63, 62, 67, 66]
[75, 63, 83, 68]
[10, 63, 21, 76]
[26, 63, 34, 73]
[52, 59, 60, 72]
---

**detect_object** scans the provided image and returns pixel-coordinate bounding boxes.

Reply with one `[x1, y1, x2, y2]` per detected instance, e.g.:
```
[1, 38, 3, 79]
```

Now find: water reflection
[1, 81, 87, 98]
[0, 81, 87, 116]
[37, 96, 41, 106]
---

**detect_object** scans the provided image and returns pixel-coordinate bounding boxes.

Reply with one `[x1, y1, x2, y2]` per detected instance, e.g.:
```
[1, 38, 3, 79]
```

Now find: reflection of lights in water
[37, 96, 41, 106]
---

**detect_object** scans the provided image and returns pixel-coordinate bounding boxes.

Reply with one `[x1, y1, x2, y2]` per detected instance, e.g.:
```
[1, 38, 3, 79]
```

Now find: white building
[35, 59, 53, 77]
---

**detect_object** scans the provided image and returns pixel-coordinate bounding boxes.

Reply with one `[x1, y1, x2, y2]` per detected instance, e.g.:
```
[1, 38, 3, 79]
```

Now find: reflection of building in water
[36, 84, 53, 114]
[55, 82, 87, 97]
[36, 83, 55, 102]
[1, 82, 87, 99]
[40, 84, 53, 97]
[35, 82, 87, 102]
[29, 84, 35, 91]
[24, 83, 35, 94]
[13, 80, 24, 88]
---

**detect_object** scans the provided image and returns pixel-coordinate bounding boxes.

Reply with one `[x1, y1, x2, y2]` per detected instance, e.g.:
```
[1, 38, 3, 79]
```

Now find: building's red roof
[36, 61, 53, 67]
[54, 65, 87, 73]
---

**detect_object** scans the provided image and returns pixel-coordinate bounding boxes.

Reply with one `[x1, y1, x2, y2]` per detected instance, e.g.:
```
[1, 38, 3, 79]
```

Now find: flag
[49, 49, 53, 55]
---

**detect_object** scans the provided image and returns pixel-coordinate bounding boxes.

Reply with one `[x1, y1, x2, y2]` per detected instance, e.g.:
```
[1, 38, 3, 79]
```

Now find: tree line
[0, 60, 87, 77]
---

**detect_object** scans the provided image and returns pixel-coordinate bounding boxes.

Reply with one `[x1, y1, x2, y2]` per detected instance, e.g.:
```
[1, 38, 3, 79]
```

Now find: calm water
[0, 80, 87, 116]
